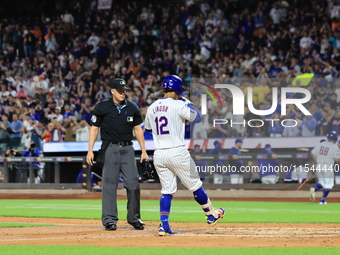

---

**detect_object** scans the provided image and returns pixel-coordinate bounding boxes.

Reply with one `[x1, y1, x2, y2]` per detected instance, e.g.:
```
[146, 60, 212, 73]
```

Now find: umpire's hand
[86, 151, 94, 166]
[140, 151, 148, 163]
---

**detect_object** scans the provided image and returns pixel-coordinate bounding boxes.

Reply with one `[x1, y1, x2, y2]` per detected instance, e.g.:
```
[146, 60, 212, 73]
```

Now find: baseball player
[309, 131, 340, 204]
[335, 140, 340, 184]
[210, 140, 227, 184]
[144, 75, 225, 236]
[258, 144, 279, 184]
[191, 144, 207, 181]
[228, 139, 244, 184]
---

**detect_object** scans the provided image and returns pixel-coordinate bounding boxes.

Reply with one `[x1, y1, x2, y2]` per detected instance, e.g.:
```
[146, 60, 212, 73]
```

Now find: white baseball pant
[153, 146, 202, 194]
[316, 164, 334, 189]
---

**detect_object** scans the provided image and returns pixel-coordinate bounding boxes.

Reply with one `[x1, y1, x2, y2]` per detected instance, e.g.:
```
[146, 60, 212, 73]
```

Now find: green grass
[0, 222, 54, 228]
[0, 246, 339, 255]
[0, 199, 340, 223]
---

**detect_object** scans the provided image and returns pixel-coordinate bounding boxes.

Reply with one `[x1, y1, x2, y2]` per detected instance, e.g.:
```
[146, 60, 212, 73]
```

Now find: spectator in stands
[24, 117, 43, 150]
[74, 119, 90, 142]
[0, 114, 11, 154]
[300, 115, 317, 137]
[41, 122, 52, 143]
[87, 31, 100, 58]
[63, 113, 76, 142]
[23, 29, 35, 59]
[269, 59, 283, 78]
[320, 110, 333, 136]
[331, 109, 340, 134]
[44, 28, 57, 53]
[50, 119, 65, 142]
[9, 113, 22, 148]
[282, 112, 302, 137]
[268, 113, 283, 137]
[80, 98, 93, 124]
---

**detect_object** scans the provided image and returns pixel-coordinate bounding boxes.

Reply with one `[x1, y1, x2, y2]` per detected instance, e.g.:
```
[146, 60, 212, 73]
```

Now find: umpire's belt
[111, 141, 133, 147]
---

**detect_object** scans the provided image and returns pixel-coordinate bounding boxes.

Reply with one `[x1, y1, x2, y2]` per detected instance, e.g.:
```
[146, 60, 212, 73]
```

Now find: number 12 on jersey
[155, 116, 169, 135]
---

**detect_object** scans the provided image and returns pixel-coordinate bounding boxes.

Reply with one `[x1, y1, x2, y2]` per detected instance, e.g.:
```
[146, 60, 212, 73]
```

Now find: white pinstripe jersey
[311, 141, 340, 164]
[145, 98, 197, 149]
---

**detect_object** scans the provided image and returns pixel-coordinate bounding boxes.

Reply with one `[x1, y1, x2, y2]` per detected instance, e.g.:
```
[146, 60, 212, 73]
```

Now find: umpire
[86, 78, 148, 231]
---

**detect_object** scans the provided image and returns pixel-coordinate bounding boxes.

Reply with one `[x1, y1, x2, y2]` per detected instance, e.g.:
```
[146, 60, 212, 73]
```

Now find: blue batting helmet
[327, 131, 338, 142]
[162, 75, 185, 95]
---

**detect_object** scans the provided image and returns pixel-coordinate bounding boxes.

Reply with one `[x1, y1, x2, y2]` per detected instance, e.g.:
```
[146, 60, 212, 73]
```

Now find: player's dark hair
[163, 88, 175, 94]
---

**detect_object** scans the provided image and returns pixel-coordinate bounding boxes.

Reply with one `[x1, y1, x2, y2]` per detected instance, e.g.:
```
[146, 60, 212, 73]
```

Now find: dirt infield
[0, 217, 339, 248]
[1, 193, 339, 248]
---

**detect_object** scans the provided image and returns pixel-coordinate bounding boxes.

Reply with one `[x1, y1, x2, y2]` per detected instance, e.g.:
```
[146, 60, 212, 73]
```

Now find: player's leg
[159, 194, 175, 235]
[170, 147, 225, 225]
[154, 149, 177, 235]
[320, 189, 330, 204]
[310, 168, 324, 201]
[193, 185, 225, 225]
[319, 170, 334, 204]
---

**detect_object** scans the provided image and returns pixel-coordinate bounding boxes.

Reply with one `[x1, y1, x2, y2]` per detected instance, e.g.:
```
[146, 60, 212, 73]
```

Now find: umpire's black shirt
[91, 99, 142, 142]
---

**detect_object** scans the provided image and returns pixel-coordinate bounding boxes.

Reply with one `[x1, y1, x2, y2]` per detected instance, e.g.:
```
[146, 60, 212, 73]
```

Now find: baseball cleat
[309, 187, 316, 201]
[158, 223, 175, 236]
[206, 208, 225, 225]
[319, 200, 328, 205]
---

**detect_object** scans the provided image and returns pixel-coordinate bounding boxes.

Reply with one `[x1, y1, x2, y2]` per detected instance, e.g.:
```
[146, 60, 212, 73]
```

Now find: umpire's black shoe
[129, 219, 145, 230]
[105, 223, 117, 231]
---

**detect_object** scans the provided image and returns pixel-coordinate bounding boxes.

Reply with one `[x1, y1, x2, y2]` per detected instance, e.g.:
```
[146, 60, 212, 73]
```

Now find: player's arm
[311, 146, 318, 162]
[180, 97, 193, 104]
[311, 153, 317, 162]
[179, 101, 202, 123]
[334, 148, 340, 163]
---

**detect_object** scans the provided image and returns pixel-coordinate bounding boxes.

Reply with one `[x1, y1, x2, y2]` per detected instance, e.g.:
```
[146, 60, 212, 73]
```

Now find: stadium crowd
[0, 0, 340, 154]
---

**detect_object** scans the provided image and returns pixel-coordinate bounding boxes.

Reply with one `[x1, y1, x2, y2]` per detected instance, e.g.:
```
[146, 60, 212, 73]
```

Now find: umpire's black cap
[108, 78, 128, 90]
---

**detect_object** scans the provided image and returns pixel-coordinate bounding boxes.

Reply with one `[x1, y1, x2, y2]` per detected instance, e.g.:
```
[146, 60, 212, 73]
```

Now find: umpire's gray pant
[101, 144, 140, 226]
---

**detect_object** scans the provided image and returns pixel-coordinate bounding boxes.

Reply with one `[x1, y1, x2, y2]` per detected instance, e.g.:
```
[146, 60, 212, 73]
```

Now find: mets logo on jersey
[127, 116, 133, 122]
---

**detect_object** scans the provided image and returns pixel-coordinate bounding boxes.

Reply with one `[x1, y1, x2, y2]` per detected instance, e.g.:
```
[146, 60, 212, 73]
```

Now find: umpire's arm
[134, 125, 148, 163]
[86, 126, 99, 166]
